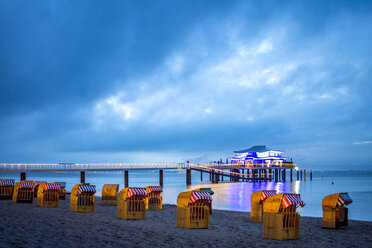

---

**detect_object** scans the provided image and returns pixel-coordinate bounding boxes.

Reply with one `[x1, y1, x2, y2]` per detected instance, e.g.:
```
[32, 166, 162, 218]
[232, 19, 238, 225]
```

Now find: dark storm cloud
[0, 1, 372, 169]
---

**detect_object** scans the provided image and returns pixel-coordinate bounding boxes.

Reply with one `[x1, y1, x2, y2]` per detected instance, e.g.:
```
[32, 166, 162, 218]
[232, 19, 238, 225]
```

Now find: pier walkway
[0, 162, 309, 186]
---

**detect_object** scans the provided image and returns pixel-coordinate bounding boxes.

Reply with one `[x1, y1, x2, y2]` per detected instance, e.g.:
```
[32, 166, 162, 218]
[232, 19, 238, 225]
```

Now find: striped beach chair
[37, 183, 61, 207]
[177, 190, 212, 229]
[0, 179, 15, 200]
[251, 190, 277, 222]
[263, 193, 305, 240]
[145, 186, 163, 210]
[322, 193, 353, 229]
[12, 181, 35, 203]
[70, 183, 96, 212]
[118, 187, 148, 219]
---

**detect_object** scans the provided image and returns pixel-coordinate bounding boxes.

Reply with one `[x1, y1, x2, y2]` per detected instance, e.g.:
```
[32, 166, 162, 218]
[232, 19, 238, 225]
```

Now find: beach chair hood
[177, 190, 212, 208]
[322, 193, 352, 209]
[263, 193, 305, 213]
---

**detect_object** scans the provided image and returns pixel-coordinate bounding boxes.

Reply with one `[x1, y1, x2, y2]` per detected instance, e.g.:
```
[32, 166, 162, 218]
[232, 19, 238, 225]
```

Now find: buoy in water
[331, 181, 334, 185]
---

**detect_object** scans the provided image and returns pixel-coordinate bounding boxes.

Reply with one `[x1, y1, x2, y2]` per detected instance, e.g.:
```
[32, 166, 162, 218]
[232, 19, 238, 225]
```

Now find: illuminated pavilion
[227, 145, 291, 167]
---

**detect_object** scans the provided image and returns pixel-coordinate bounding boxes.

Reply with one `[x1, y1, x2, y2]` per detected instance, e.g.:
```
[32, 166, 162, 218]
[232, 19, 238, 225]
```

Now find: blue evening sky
[0, 1, 371, 170]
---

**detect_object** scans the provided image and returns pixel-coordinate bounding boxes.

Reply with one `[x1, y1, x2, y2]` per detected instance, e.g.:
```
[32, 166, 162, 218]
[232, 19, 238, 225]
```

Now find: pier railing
[0, 163, 186, 172]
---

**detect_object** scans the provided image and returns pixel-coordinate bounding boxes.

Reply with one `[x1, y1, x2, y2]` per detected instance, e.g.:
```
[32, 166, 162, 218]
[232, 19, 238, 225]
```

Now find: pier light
[294, 167, 299, 171]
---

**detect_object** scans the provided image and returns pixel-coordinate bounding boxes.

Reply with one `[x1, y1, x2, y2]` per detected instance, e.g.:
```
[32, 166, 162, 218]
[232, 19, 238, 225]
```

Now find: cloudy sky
[0, 1, 371, 170]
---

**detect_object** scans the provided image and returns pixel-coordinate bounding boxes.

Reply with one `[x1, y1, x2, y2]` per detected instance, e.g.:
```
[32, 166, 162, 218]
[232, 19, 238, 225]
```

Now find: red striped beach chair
[177, 190, 212, 229]
[145, 186, 163, 210]
[12, 181, 35, 203]
[0, 179, 15, 200]
[263, 193, 305, 240]
[118, 187, 147, 219]
[37, 183, 61, 207]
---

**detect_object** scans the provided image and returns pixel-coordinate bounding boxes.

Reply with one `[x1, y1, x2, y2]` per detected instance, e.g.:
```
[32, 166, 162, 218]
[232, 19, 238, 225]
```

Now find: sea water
[1, 170, 371, 221]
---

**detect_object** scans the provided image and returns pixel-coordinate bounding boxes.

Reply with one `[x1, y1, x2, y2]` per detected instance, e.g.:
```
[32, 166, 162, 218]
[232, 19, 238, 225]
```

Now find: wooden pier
[0, 162, 311, 186]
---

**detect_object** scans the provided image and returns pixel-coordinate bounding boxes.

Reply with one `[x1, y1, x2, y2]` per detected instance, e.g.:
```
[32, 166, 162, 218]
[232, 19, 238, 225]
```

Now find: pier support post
[297, 170, 299, 180]
[20, 172, 26, 181]
[300, 170, 303, 180]
[259, 170, 262, 182]
[221, 170, 224, 181]
[80, 171, 85, 184]
[200, 171, 203, 181]
[264, 169, 267, 181]
[252, 169, 256, 182]
[186, 169, 192, 185]
[268, 169, 272, 181]
[247, 169, 250, 181]
[304, 170, 306, 180]
[283, 169, 286, 182]
[290, 169, 293, 181]
[210, 170, 212, 181]
[159, 169, 163, 186]
[125, 170, 129, 188]
[310, 170, 313, 180]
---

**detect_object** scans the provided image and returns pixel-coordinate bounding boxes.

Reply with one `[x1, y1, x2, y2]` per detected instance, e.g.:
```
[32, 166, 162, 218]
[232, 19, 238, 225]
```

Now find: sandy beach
[0, 196, 371, 248]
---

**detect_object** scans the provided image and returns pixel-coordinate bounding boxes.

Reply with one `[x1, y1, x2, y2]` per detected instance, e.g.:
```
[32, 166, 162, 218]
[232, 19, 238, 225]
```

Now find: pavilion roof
[233, 145, 282, 153]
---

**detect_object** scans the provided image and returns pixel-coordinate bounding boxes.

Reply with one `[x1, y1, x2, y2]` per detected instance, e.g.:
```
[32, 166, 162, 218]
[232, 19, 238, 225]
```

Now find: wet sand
[0, 196, 371, 248]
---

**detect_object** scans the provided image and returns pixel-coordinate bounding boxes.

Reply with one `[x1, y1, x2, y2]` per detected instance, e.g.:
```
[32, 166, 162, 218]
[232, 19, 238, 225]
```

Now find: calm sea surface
[1, 170, 371, 221]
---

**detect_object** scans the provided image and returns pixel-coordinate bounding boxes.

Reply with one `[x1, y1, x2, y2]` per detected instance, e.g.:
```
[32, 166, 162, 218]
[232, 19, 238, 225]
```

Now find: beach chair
[12, 181, 35, 203]
[37, 183, 60, 207]
[177, 190, 212, 229]
[322, 193, 352, 229]
[250, 190, 277, 222]
[0, 179, 15, 200]
[117, 187, 147, 219]
[70, 183, 96, 212]
[33, 181, 47, 197]
[53, 182, 66, 200]
[263, 193, 305, 240]
[194, 188, 214, 213]
[102, 184, 119, 205]
[144, 186, 163, 210]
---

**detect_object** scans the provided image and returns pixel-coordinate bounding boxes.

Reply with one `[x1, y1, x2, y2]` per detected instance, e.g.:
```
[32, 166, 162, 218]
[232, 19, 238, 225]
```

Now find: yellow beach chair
[12, 181, 35, 203]
[37, 183, 60, 207]
[177, 190, 212, 229]
[322, 193, 352, 229]
[117, 187, 147, 219]
[144, 186, 163, 210]
[251, 190, 277, 222]
[70, 183, 96, 212]
[0, 179, 15, 200]
[102, 184, 119, 206]
[263, 193, 305, 240]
